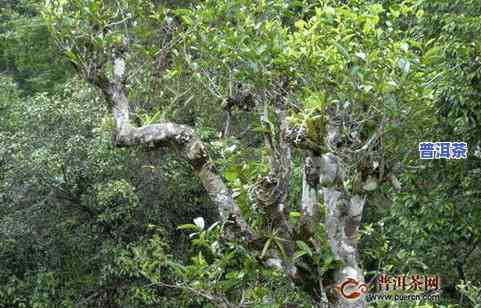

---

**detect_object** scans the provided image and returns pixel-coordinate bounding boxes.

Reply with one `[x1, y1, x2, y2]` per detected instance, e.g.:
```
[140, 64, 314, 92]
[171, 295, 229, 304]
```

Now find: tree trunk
[77, 42, 367, 307]
[320, 123, 367, 307]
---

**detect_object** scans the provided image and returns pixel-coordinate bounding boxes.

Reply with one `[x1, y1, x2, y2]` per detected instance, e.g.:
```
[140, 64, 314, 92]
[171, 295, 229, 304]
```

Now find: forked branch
[82, 46, 253, 239]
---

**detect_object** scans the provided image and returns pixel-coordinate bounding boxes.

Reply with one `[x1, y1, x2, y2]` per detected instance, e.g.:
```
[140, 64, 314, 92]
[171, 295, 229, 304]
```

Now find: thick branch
[88, 52, 253, 238]
[256, 96, 292, 238]
[300, 151, 321, 240]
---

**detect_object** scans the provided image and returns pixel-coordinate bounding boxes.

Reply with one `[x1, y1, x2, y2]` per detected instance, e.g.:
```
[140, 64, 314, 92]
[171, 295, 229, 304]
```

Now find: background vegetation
[1, 0, 480, 307]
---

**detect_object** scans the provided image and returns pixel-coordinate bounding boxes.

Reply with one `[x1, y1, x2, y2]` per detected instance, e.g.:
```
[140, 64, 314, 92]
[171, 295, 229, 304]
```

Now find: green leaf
[294, 19, 306, 30]
[261, 238, 272, 259]
[333, 42, 350, 60]
[177, 224, 198, 230]
[143, 110, 162, 125]
[294, 251, 308, 260]
[173, 8, 191, 16]
[289, 211, 301, 218]
[224, 169, 238, 182]
[296, 240, 312, 257]
[274, 239, 287, 258]
[423, 46, 443, 65]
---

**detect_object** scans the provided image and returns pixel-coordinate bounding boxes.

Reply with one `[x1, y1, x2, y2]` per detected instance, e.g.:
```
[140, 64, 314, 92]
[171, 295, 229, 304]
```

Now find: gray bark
[300, 151, 321, 240]
[256, 100, 292, 236]
[321, 124, 367, 307]
[255, 93, 300, 283]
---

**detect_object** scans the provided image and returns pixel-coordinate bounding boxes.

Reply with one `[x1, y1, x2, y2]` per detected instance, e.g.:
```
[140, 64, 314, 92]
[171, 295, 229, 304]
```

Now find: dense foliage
[1, 0, 480, 307]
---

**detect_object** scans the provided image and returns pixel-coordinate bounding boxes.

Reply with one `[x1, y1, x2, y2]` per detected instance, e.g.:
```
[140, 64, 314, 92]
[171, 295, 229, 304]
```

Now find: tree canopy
[1, 0, 480, 307]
